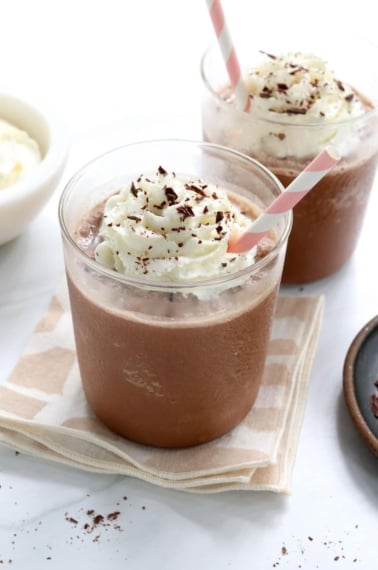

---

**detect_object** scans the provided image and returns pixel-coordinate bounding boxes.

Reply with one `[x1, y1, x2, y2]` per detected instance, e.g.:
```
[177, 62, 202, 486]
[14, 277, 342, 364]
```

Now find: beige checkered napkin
[0, 280, 324, 493]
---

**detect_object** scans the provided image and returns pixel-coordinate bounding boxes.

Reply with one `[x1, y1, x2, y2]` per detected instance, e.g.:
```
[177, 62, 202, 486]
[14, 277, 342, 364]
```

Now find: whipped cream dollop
[224, 52, 368, 158]
[0, 118, 41, 190]
[94, 167, 261, 283]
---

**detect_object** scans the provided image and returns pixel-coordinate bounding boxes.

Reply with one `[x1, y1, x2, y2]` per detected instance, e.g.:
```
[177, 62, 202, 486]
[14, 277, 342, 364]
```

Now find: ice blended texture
[94, 166, 262, 283]
[0, 118, 41, 189]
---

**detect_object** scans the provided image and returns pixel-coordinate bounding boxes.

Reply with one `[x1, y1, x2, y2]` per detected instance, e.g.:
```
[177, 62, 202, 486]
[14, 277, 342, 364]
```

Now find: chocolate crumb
[308, 536, 314, 541]
[107, 511, 120, 521]
[93, 514, 104, 525]
[282, 546, 288, 555]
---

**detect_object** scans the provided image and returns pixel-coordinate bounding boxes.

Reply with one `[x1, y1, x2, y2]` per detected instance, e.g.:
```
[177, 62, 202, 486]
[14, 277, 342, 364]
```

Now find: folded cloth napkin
[0, 279, 324, 493]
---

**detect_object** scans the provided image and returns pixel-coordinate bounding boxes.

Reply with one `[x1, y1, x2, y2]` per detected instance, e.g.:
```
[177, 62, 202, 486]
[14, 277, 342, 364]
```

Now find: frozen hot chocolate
[59, 141, 291, 448]
[201, 46, 378, 283]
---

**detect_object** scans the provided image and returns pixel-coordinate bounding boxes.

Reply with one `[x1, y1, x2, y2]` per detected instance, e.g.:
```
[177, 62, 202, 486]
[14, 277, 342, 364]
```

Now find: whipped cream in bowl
[0, 118, 41, 190]
[0, 92, 69, 244]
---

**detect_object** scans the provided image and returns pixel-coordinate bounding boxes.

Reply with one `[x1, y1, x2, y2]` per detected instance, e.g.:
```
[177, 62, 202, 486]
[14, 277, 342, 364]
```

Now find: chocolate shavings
[164, 186, 179, 205]
[157, 165, 168, 175]
[177, 205, 195, 220]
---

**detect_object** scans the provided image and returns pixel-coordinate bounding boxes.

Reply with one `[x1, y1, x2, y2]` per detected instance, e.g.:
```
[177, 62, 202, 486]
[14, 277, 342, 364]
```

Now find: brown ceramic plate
[343, 315, 378, 457]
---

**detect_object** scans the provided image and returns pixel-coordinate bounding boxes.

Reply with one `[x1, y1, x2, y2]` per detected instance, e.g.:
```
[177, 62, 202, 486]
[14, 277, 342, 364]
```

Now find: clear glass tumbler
[59, 140, 291, 448]
[201, 35, 378, 283]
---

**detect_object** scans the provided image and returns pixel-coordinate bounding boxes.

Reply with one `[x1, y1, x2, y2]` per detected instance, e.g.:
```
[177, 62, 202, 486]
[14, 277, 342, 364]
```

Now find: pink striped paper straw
[228, 146, 340, 253]
[205, 0, 250, 112]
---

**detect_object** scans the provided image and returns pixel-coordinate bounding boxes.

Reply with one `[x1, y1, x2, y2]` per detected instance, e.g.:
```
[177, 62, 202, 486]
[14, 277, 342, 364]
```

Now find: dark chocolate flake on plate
[371, 394, 378, 418]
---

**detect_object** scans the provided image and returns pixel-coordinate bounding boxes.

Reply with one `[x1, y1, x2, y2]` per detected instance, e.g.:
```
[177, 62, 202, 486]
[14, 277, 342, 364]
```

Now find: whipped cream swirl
[94, 167, 259, 282]
[0, 118, 41, 190]
[223, 52, 368, 158]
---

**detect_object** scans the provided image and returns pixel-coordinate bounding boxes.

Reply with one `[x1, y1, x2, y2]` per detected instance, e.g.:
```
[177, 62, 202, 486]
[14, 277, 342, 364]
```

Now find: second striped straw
[205, 0, 250, 112]
[228, 147, 341, 254]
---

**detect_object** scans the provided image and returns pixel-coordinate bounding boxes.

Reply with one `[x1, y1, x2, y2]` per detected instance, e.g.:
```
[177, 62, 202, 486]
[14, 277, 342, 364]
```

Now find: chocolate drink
[68, 188, 280, 448]
[66, 272, 278, 448]
[265, 152, 378, 283]
[59, 142, 290, 448]
[201, 47, 378, 283]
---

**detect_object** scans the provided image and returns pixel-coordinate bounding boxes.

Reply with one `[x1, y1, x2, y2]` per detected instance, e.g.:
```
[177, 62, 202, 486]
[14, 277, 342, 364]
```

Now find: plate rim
[343, 314, 378, 457]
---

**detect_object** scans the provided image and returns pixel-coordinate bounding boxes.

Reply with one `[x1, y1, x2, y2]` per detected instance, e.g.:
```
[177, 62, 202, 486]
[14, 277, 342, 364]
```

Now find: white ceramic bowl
[0, 92, 69, 245]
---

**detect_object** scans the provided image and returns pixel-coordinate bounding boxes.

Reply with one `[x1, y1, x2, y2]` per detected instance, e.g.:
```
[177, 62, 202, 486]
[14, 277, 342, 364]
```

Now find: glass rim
[58, 139, 292, 292]
[200, 44, 378, 129]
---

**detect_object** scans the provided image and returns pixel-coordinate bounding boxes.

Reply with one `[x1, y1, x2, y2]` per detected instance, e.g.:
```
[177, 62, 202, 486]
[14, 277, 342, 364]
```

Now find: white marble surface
[1, 1, 377, 568]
